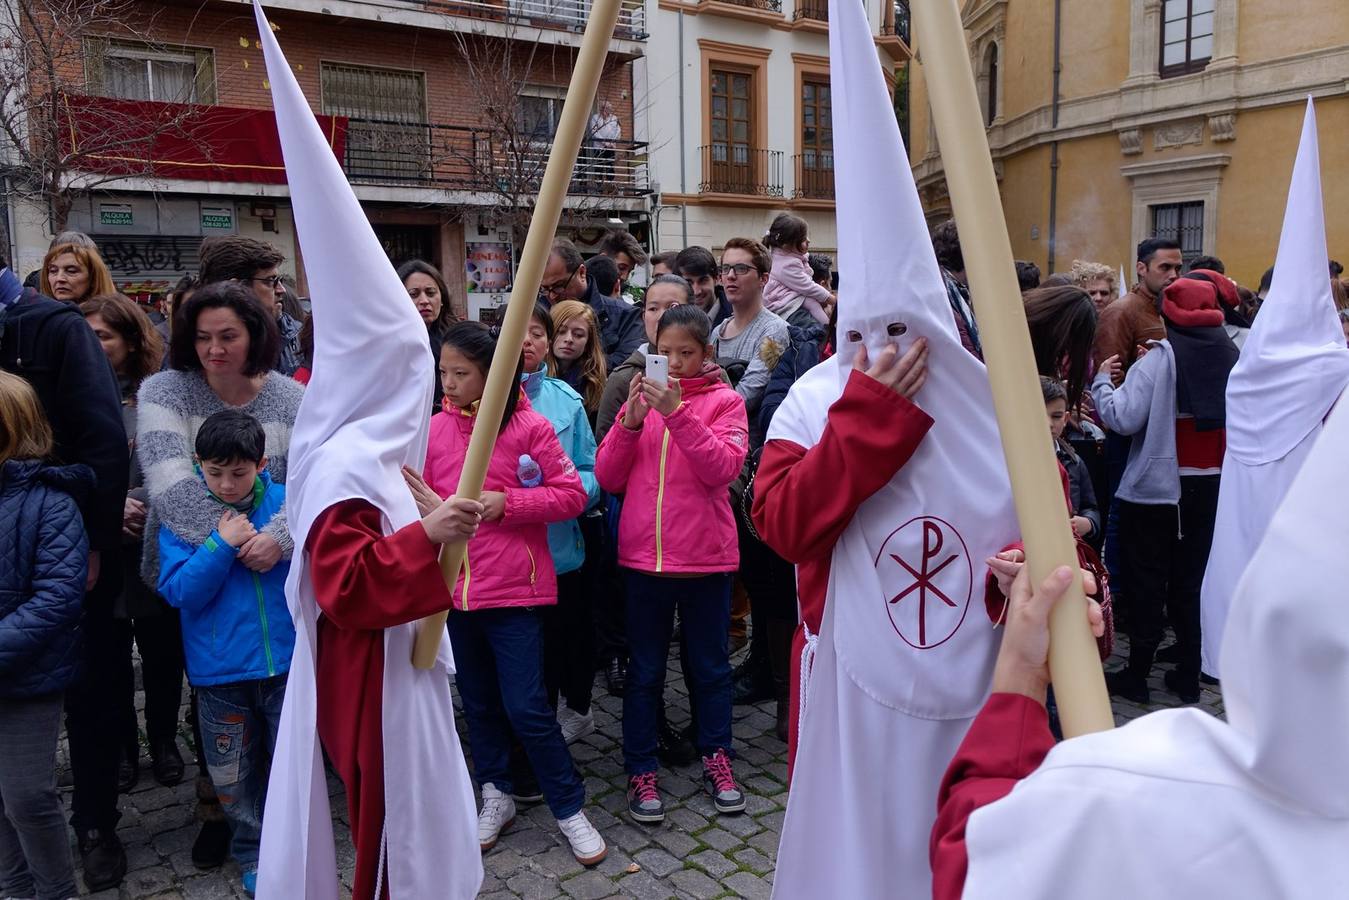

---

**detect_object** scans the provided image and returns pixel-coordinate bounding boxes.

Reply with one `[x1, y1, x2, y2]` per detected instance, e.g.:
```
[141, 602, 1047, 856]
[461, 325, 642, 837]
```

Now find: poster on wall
[466, 240, 514, 322]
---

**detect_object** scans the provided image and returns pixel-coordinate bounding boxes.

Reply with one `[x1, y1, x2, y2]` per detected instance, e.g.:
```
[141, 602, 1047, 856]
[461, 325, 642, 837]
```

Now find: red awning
[57, 93, 347, 185]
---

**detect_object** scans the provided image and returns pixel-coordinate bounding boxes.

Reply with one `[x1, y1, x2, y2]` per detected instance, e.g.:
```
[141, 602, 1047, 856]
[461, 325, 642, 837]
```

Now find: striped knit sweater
[136, 369, 305, 586]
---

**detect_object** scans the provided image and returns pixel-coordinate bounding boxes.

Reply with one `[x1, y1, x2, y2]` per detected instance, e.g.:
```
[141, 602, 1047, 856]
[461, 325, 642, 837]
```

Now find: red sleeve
[930, 693, 1056, 900]
[307, 499, 454, 631]
[750, 368, 933, 564]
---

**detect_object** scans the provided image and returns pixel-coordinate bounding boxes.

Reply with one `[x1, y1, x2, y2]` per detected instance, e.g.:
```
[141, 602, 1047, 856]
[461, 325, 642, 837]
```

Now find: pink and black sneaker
[627, 772, 665, 823]
[701, 749, 745, 814]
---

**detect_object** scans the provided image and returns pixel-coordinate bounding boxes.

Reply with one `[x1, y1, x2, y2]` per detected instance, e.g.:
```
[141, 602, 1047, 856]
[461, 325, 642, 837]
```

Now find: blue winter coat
[0, 459, 93, 698]
[522, 365, 600, 574]
[157, 470, 295, 687]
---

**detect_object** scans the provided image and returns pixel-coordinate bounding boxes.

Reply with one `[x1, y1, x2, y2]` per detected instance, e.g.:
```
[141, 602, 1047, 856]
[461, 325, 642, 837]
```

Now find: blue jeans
[196, 674, 288, 871]
[447, 608, 585, 820]
[0, 693, 77, 900]
[623, 572, 732, 775]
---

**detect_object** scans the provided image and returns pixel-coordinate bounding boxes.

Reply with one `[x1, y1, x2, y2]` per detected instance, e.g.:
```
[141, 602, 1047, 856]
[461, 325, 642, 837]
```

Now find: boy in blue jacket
[157, 409, 294, 896]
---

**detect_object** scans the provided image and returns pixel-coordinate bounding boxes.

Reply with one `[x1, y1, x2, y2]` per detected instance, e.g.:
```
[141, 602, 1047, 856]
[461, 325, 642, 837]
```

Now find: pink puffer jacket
[595, 372, 748, 574]
[424, 398, 588, 612]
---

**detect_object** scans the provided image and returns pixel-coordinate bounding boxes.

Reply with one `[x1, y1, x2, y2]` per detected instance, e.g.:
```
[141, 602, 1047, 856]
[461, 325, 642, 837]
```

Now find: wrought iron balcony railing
[881, 0, 910, 42]
[403, 0, 647, 39]
[792, 152, 834, 200]
[344, 118, 651, 197]
[793, 0, 826, 22]
[697, 145, 784, 197]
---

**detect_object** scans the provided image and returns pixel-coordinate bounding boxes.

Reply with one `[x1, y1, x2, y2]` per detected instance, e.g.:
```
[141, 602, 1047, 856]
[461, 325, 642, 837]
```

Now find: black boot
[117, 744, 140, 794]
[731, 655, 773, 706]
[656, 719, 696, 767]
[151, 736, 185, 787]
[767, 619, 795, 743]
[79, 828, 128, 892]
[1164, 669, 1201, 704]
[1105, 668, 1150, 704]
[605, 657, 627, 698]
[192, 775, 231, 869]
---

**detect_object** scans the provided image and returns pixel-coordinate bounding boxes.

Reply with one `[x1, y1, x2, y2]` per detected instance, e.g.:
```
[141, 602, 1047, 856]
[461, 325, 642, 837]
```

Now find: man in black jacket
[0, 254, 131, 891]
[540, 238, 643, 371]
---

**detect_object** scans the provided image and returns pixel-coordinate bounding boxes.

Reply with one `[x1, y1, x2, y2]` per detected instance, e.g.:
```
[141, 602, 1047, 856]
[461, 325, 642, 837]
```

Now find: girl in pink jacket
[595, 304, 749, 826]
[763, 212, 832, 325]
[416, 321, 607, 866]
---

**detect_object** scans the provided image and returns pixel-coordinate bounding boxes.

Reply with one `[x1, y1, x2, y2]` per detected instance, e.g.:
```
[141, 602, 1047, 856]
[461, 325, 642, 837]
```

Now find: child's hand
[640, 375, 683, 416]
[1071, 516, 1093, 538]
[217, 510, 256, 549]
[480, 491, 507, 522]
[1098, 354, 1123, 384]
[622, 374, 650, 430]
[421, 495, 485, 545]
[403, 465, 442, 517]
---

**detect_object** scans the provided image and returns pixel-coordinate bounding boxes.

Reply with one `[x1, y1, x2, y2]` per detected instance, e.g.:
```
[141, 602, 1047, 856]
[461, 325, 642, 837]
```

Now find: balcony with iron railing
[881, 0, 910, 42]
[697, 145, 784, 198]
[343, 117, 651, 197]
[267, 0, 648, 41]
[714, 0, 783, 11]
[792, 152, 834, 200]
[793, 0, 826, 22]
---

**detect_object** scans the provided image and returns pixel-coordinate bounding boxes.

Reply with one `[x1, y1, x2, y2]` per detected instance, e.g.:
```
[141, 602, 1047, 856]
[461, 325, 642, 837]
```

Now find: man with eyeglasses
[539, 238, 643, 371]
[712, 238, 790, 418]
[199, 236, 304, 377]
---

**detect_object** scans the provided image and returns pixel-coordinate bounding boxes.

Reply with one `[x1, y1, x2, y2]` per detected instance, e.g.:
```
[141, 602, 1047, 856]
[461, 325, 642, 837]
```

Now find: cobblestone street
[69, 633, 1221, 899]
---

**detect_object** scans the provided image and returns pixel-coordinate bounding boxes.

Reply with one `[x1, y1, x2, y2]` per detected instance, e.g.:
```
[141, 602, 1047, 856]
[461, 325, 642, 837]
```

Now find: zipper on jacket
[655, 428, 671, 572]
[526, 546, 537, 585]
[462, 548, 471, 611]
[253, 572, 275, 676]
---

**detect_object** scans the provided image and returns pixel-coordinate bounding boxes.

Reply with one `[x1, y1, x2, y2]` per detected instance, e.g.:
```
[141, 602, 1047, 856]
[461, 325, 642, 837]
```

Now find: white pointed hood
[830, 3, 957, 373]
[1200, 98, 1349, 675]
[1225, 98, 1349, 466]
[768, 1, 1017, 895]
[252, 2, 481, 897]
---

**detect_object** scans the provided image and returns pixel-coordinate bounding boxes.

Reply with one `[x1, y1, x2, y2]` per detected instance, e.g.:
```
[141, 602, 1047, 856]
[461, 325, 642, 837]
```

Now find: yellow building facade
[907, 0, 1349, 288]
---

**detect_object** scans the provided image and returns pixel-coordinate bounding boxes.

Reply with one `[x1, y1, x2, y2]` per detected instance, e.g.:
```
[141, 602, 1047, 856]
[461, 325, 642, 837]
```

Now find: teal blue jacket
[522, 366, 599, 574]
[157, 470, 294, 686]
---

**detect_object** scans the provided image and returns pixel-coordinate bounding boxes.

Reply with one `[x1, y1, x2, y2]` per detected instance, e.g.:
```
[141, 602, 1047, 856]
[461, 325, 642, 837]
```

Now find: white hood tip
[1225, 96, 1349, 466]
[827, 0, 957, 371]
[1221, 383, 1349, 817]
[251, 0, 434, 544]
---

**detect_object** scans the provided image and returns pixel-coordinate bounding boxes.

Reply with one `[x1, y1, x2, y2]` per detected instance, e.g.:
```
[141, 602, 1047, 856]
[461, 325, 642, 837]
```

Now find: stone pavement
[66, 631, 1219, 899]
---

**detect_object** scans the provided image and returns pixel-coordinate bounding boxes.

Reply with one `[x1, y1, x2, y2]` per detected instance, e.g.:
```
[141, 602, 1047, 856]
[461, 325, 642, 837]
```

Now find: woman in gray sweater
[135, 280, 304, 867]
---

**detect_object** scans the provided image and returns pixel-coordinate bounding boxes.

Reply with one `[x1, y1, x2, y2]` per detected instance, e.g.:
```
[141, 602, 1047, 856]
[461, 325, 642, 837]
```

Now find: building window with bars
[320, 62, 429, 182]
[1150, 201, 1205, 265]
[85, 39, 216, 104]
[518, 88, 567, 140]
[1160, 0, 1213, 78]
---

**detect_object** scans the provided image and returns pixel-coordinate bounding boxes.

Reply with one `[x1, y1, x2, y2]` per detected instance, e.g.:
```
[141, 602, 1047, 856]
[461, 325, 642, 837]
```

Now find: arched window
[983, 43, 999, 127]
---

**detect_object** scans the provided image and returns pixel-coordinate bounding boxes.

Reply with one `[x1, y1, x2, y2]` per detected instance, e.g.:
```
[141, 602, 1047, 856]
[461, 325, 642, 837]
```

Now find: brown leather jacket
[1092, 284, 1165, 384]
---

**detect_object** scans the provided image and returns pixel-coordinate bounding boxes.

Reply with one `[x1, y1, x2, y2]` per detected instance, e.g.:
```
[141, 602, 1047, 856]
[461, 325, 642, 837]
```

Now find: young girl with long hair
[521, 304, 601, 740]
[0, 372, 93, 900]
[549, 300, 606, 418]
[763, 212, 832, 326]
[595, 304, 749, 825]
[410, 321, 606, 864]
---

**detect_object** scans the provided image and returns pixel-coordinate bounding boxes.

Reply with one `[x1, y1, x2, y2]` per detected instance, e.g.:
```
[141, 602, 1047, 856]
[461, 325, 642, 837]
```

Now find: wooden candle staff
[411, 0, 623, 669]
[912, 0, 1115, 736]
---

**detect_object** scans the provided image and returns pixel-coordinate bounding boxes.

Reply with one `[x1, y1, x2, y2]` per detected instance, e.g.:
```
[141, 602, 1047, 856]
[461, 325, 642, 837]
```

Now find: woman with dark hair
[398, 259, 458, 411]
[81, 295, 186, 791]
[1022, 284, 1098, 408]
[135, 281, 304, 868]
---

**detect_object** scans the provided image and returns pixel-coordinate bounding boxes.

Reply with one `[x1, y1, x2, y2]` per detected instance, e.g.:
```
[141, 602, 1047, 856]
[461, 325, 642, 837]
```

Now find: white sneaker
[556, 705, 595, 744]
[557, 810, 607, 866]
[478, 783, 516, 852]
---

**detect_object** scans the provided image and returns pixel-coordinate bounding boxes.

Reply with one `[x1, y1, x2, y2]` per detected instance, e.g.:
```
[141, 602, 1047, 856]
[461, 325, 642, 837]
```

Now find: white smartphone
[645, 354, 669, 388]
